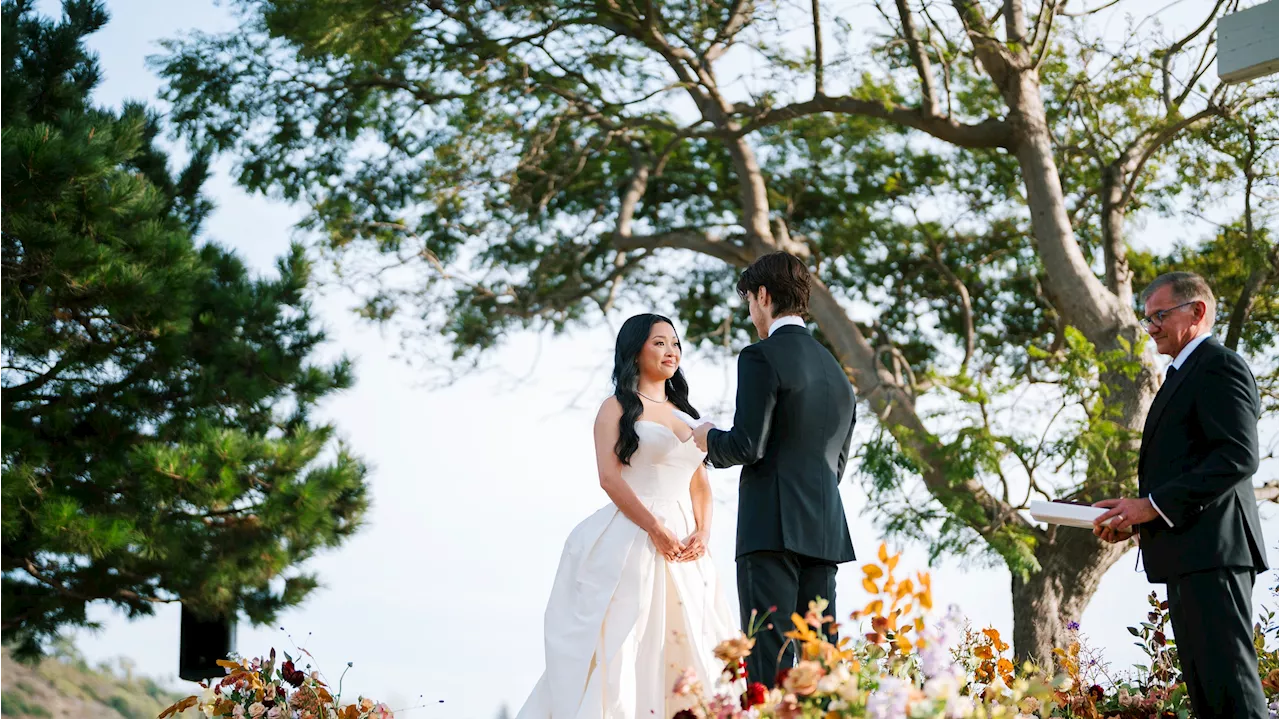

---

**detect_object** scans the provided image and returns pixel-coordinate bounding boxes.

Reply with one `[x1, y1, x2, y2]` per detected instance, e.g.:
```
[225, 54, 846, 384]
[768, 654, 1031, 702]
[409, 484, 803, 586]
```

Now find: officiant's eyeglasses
[1139, 301, 1198, 329]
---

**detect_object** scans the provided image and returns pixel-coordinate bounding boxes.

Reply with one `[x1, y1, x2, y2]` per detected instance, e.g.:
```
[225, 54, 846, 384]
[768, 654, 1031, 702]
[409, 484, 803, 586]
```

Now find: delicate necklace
[637, 390, 667, 403]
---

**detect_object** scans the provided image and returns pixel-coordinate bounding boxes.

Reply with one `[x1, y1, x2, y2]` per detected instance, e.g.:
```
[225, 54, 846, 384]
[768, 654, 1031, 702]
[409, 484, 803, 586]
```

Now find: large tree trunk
[1012, 528, 1129, 665]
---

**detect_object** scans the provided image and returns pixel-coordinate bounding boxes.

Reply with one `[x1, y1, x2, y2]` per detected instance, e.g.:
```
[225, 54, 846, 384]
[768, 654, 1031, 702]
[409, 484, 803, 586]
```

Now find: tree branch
[929, 252, 976, 370]
[1058, 0, 1124, 18]
[22, 558, 177, 606]
[811, 0, 826, 97]
[1160, 0, 1226, 115]
[1224, 142, 1276, 352]
[2, 357, 71, 401]
[613, 229, 753, 267]
[1031, 0, 1059, 70]
[951, 0, 1018, 85]
[894, 0, 940, 116]
[807, 281, 1035, 542]
[1004, 0, 1030, 46]
[736, 95, 1012, 148]
[705, 0, 755, 63]
[1118, 106, 1221, 209]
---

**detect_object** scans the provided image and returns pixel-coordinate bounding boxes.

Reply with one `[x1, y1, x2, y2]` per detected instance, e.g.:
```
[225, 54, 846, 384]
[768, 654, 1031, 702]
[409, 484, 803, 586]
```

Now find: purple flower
[1067, 621, 1080, 631]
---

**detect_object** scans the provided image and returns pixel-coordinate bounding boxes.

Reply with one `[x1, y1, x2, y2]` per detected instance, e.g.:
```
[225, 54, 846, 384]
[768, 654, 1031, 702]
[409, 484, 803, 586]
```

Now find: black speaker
[179, 605, 237, 682]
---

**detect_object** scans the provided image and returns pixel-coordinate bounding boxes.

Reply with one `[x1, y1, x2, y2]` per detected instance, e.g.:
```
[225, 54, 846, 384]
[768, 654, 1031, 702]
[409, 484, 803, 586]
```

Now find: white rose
[817, 674, 843, 694]
[838, 676, 862, 702]
[946, 695, 976, 719]
[924, 674, 959, 700]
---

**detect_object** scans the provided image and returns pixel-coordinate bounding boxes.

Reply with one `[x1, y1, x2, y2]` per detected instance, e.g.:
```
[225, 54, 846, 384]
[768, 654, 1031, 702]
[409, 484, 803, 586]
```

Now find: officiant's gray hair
[1141, 272, 1216, 324]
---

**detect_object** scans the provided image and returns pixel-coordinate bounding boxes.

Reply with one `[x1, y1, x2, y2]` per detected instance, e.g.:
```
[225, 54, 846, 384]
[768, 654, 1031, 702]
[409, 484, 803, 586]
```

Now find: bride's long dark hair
[612, 314, 701, 466]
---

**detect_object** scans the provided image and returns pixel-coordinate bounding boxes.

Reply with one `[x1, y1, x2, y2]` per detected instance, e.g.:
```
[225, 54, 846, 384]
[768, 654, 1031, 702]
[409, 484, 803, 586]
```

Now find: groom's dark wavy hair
[736, 251, 811, 317]
[611, 314, 701, 466]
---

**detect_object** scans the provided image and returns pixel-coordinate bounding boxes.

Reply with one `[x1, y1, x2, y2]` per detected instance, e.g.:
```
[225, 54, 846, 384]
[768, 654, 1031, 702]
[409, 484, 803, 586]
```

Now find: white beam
[1218, 0, 1280, 85]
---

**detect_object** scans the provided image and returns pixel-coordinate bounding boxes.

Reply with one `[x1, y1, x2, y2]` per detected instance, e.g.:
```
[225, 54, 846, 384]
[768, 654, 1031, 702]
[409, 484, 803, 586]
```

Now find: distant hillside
[1, 644, 196, 719]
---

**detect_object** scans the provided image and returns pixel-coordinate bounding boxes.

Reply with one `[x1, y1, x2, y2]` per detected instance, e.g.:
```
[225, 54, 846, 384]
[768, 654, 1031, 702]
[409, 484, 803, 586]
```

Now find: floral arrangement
[672, 544, 1279, 719]
[159, 649, 393, 719]
[672, 543, 1062, 718]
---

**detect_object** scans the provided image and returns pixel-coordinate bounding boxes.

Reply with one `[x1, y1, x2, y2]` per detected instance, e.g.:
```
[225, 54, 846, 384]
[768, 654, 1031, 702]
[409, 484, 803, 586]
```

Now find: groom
[693, 251, 857, 687]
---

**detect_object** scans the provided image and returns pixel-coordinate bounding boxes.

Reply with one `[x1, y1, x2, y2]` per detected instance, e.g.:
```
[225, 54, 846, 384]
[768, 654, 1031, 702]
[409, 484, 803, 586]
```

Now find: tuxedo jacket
[706, 325, 857, 563]
[1138, 337, 1268, 583]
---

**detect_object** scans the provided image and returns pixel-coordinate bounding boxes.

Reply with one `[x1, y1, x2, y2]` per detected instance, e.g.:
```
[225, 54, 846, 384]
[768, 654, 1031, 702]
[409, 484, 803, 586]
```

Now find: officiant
[1092, 272, 1269, 719]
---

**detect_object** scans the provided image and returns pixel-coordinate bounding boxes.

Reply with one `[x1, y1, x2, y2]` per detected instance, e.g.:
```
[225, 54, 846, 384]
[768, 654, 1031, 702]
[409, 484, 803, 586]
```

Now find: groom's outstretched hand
[692, 422, 713, 452]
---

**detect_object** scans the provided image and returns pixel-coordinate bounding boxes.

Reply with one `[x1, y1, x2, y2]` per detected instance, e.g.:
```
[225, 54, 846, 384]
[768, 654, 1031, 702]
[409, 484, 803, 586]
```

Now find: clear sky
[30, 1, 1279, 717]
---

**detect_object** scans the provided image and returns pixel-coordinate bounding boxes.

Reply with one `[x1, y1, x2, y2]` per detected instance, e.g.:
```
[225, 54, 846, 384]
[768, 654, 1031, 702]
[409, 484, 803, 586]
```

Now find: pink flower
[673, 667, 700, 696]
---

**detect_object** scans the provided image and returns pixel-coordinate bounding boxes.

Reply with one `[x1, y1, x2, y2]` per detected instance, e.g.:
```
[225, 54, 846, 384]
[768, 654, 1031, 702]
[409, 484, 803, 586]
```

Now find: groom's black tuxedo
[1136, 337, 1268, 719]
[706, 323, 856, 686]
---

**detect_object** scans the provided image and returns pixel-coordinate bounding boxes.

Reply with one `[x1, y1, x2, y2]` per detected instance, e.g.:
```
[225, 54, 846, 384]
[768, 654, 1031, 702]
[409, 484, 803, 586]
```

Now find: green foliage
[0, 692, 52, 717]
[149, 0, 1275, 585]
[1, 0, 369, 657]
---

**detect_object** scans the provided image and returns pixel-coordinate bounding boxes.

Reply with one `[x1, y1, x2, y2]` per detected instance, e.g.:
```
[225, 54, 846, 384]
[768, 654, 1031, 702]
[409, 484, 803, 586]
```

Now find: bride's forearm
[690, 468, 712, 532]
[600, 474, 660, 534]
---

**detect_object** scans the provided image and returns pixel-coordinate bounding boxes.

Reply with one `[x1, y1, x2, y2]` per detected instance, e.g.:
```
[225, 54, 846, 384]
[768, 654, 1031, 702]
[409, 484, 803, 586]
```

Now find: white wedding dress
[516, 420, 738, 719]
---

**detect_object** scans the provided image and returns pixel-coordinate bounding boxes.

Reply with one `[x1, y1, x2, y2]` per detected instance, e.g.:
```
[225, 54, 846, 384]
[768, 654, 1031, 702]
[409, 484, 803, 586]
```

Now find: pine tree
[1, 0, 370, 658]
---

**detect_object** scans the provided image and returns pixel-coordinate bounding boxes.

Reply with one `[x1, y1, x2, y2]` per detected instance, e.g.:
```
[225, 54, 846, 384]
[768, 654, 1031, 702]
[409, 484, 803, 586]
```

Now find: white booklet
[1029, 501, 1114, 529]
[671, 409, 715, 430]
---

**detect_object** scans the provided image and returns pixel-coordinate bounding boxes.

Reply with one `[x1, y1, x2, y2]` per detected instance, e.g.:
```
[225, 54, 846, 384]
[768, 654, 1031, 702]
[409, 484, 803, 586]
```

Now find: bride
[516, 313, 738, 719]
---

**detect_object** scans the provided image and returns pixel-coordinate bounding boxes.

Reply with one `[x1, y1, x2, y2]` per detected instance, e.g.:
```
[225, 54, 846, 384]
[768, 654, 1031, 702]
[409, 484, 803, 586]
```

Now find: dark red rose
[1088, 684, 1105, 702]
[741, 681, 768, 709]
[775, 668, 791, 687]
[281, 660, 305, 687]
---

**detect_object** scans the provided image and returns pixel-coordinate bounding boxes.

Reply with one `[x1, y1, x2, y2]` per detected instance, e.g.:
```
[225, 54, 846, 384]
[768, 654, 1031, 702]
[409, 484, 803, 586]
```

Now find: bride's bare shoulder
[596, 395, 622, 424]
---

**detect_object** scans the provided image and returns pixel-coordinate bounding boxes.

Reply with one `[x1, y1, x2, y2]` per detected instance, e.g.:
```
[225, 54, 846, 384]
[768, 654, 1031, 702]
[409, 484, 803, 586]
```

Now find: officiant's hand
[692, 422, 713, 452]
[675, 529, 709, 562]
[650, 525, 684, 561]
[1092, 497, 1155, 541]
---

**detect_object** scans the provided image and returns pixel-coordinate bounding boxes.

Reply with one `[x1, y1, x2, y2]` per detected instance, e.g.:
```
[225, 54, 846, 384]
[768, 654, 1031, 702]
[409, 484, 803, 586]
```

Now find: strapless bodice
[621, 421, 707, 502]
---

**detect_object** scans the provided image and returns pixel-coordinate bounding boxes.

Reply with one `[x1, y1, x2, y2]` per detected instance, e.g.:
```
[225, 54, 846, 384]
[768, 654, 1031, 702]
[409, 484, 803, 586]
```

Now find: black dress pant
[737, 550, 837, 687]
[1166, 567, 1268, 719]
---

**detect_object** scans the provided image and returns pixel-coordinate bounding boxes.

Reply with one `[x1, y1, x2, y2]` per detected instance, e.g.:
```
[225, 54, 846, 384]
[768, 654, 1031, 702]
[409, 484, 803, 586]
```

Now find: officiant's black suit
[706, 324, 856, 686]
[1138, 337, 1269, 719]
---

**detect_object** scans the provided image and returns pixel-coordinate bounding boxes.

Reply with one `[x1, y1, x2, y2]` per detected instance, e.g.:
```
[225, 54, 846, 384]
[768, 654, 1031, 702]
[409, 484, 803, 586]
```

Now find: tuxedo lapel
[1140, 340, 1215, 462]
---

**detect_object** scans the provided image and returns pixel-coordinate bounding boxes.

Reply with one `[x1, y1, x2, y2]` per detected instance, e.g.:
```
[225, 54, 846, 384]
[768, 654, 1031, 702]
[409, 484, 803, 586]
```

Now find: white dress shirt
[1148, 331, 1213, 527]
[768, 315, 806, 336]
